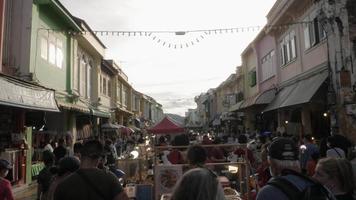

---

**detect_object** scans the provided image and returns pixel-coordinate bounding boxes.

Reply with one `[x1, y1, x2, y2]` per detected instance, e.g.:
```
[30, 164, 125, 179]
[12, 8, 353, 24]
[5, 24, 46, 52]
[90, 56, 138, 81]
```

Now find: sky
[60, 0, 277, 116]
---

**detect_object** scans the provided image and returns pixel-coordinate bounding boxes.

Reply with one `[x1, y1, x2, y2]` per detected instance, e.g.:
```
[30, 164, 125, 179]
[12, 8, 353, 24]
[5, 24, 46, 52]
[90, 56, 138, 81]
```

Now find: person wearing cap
[0, 158, 14, 200]
[256, 138, 314, 200]
[53, 140, 129, 200]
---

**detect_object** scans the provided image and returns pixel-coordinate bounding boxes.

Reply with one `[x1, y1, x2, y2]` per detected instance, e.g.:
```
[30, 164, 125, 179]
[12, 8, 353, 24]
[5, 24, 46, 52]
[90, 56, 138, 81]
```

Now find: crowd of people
[0, 129, 355, 200]
[165, 131, 356, 200]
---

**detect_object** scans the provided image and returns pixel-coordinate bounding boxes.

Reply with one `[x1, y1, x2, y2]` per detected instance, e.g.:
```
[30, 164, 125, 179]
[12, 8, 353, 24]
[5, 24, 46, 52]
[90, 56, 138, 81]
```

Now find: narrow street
[13, 184, 37, 200]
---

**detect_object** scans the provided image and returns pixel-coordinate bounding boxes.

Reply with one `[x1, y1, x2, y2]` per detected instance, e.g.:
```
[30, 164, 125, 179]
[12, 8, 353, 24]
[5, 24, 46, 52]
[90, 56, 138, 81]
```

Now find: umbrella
[120, 127, 134, 135]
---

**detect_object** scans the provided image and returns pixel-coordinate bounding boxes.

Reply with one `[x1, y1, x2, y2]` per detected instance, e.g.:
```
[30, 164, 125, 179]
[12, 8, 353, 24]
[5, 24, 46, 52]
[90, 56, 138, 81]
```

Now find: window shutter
[40, 37, 48, 60]
[87, 64, 91, 99]
[290, 35, 297, 59]
[249, 71, 256, 87]
[304, 20, 311, 49]
[280, 42, 285, 65]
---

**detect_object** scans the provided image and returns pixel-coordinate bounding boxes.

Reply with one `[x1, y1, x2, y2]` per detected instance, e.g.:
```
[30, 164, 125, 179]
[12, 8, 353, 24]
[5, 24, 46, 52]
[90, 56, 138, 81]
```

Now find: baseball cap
[0, 159, 12, 170]
[268, 138, 298, 161]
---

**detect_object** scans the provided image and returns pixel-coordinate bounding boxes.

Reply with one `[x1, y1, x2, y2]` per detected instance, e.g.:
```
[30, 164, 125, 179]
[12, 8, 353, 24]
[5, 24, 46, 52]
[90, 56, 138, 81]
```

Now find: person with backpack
[313, 157, 354, 200]
[256, 137, 335, 200]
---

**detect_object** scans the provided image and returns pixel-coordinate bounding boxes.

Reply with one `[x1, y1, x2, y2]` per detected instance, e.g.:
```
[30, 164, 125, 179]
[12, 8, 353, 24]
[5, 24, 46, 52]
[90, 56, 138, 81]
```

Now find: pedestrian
[53, 139, 129, 200]
[43, 137, 54, 152]
[170, 167, 226, 200]
[313, 157, 354, 200]
[73, 142, 83, 160]
[47, 156, 80, 200]
[0, 159, 14, 200]
[37, 150, 55, 200]
[53, 138, 67, 164]
[300, 134, 319, 174]
[186, 145, 208, 168]
[326, 136, 346, 158]
[256, 137, 334, 200]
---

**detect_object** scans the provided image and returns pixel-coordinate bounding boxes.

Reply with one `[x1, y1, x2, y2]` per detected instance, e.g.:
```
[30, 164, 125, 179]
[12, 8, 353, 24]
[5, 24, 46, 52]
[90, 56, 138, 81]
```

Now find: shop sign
[0, 77, 59, 112]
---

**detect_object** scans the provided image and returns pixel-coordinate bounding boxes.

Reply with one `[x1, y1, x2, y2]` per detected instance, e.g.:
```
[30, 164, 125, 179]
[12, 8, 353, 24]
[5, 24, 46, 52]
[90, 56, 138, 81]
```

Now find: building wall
[30, 4, 71, 91]
[2, 0, 32, 76]
[243, 48, 258, 98]
[255, 33, 277, 92]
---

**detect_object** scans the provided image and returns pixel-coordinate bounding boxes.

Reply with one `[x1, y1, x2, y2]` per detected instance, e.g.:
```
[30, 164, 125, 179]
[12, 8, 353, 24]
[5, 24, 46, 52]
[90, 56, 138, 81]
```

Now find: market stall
[153, 143, 251, 200]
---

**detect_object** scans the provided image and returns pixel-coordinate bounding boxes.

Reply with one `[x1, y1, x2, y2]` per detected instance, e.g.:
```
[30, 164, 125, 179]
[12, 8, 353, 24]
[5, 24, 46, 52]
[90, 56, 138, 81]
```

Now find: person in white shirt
[44, 137, 54, 152]
[326, 136, 346, 158]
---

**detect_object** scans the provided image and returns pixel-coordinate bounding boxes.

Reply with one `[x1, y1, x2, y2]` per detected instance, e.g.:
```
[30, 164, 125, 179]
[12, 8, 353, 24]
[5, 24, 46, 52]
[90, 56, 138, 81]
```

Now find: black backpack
[267, 169, 336, 200]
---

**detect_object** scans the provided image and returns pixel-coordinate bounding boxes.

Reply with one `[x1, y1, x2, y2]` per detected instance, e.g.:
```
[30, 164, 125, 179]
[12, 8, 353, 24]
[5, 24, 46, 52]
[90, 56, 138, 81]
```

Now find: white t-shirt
[326, 147, 345, 158]
[44, 144, 54, 152]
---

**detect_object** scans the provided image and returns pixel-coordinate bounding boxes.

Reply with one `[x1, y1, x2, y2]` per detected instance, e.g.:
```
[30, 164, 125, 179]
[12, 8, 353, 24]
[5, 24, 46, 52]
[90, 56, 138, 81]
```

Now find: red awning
[147, 116, 184, 134]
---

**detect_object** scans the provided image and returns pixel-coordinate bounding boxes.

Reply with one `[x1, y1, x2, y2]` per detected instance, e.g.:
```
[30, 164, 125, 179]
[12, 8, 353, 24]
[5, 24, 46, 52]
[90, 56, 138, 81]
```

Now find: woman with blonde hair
[170, 167, 226, 200]
[313, 157, 354, 200]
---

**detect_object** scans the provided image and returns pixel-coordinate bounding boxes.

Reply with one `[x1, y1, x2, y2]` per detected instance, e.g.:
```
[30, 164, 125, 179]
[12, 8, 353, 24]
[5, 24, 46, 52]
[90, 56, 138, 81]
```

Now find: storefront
[262, 69, 329, 138]
[0, 74, 59, 185]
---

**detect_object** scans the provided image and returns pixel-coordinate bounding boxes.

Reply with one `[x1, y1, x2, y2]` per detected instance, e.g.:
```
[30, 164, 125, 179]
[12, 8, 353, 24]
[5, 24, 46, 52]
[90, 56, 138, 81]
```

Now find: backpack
[267, 169, 336, 200]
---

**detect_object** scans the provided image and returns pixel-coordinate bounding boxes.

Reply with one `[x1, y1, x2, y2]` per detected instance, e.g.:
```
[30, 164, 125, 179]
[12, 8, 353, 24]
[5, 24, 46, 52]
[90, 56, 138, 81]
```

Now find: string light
[38, 21, 310, 50]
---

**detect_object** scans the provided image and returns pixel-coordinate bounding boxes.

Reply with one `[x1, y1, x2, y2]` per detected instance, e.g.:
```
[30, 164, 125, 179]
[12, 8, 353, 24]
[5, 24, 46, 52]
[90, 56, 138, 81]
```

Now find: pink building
[250, 0, 330, 138]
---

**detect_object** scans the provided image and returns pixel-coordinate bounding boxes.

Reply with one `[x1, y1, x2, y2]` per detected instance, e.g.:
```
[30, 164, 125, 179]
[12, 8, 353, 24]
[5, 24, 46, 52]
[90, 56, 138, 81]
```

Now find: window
[87, 61, 92, 98]
[79, 55, 86, 97]
[56, 39, 63, 68]
[249, 70, 256, 87]
[41, 33, 64, 69]
[73, 55, 79, 91]
[103, 77, 107, 96]
[280, 31, 297, 65]
[122, 86, 127, 106]
[100, 73, 112, 97]
[304, 16, 326, 50]
[108, 80, 112, 97]
[117, 82, 121, 102]
[40, 37, 48, 59]
[261, 50, 275, 81]
[100, 75, 102, 94]
[49, 41, 56, 65]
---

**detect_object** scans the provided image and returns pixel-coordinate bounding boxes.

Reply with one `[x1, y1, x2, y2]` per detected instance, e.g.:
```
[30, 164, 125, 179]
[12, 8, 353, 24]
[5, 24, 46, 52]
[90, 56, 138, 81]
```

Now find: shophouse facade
[261, 0, 330, 138]
[0, 0, 79, 185]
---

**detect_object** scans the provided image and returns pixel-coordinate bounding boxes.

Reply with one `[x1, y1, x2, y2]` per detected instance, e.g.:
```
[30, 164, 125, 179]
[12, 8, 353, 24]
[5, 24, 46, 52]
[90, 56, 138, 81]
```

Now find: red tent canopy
[147, 116, 185, 134]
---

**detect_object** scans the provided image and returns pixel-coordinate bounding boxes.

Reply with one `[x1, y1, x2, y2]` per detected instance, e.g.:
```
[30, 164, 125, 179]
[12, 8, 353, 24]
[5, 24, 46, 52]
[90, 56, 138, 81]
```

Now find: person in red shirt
[0, 159, 14, 200]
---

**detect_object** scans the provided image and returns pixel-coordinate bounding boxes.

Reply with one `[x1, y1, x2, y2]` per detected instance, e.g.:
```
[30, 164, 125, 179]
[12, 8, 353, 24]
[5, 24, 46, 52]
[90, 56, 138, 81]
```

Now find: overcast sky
[60, 0, 277, 116]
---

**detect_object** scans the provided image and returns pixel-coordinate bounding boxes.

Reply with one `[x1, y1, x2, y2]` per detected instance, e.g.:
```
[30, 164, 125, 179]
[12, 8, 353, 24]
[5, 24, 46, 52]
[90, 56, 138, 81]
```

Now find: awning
[240, 89, 276, 110]
[57, 101, 90, 114]
[229, 100, 244, 112]
[280, 70, 328, 108]
[0, 74, 59, 112]
[101, 123, 125, 129]
[91, 109, 111, 118]
[263, 70, 328, 112]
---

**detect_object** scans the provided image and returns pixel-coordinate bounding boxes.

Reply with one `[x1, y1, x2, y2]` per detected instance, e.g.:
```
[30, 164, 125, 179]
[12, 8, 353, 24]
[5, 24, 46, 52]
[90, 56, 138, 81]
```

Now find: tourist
[326, 136, 346, 158]
[43, 137, 54, 152]
[0, 159, 14, 200]
[53, 140, 129, 200]
[170, 167, 225, 200]
[37, 150, 55, 200]
[256, 138, 334, 200]
[313, 157, 354, 200]
[47, 156, 80, 200]
[53, 138, 67, 164]
[186, 145, 207, 168]
[300, 134, 319, 174]
[73, 142, 83, 160]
